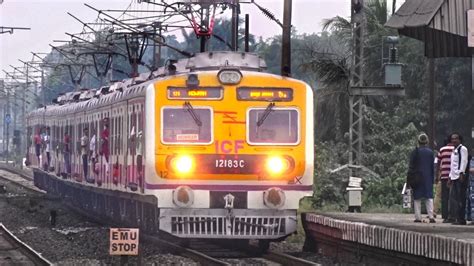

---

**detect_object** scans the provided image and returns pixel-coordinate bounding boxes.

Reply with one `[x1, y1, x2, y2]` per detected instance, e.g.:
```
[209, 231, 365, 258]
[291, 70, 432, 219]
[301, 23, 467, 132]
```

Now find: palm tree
[299, 0, 393, 142]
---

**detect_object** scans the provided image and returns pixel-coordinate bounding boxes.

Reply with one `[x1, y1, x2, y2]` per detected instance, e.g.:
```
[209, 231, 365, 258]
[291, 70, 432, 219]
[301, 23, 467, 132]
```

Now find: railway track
[141, 236, 321, 265]
[0, 223, 52, 265]
[0, 166, 319, 265]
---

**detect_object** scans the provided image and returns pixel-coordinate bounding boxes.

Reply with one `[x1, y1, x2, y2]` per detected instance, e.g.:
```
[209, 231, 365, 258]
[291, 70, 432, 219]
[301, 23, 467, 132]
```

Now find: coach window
[247, 107, 300, 145]
[161, 106, 213, 144]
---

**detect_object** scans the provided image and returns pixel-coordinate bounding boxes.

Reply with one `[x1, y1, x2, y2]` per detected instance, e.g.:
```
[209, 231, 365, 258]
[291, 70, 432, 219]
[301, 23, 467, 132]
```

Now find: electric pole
[281, 0, 292, 77]
[349, 0, 366, 171]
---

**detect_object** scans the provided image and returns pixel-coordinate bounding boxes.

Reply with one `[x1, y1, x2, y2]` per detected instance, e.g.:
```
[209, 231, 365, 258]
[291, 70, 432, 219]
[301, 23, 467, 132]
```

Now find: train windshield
[161, 106, 213, 144]
[247, 108, 299, 145]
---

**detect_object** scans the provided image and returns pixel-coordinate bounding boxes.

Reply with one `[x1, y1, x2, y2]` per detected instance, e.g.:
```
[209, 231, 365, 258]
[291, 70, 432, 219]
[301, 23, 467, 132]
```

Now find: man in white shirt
[43, 127, 51, 171]
[81, 128, 89, 181]
[448, 133, 469, 225]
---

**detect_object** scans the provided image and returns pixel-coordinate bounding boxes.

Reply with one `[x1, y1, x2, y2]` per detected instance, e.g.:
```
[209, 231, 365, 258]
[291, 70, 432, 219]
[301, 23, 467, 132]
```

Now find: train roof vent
[109, 82, 124, 93]
[79, 89, 95, 101]
[97, 86, 110, 96]
[72, 91, 83, 102]
[186, 52, 267, 72]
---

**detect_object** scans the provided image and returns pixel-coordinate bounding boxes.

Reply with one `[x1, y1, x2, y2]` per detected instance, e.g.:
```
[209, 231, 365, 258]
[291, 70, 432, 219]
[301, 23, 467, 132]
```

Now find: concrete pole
[281, 0, 292, 77]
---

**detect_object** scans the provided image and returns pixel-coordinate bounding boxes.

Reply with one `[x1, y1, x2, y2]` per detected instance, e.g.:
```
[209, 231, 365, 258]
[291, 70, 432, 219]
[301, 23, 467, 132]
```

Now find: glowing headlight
[265, 156, 290, 175]
[217, 69, 242, 85]
[171, 155, 194, 174]
[173, 186, 194, 207]
[263, 187, 286, 209]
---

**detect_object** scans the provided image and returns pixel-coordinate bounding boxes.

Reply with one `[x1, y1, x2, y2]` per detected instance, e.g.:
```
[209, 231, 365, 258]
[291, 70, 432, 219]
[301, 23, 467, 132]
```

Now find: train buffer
[302, 212, 474, 266]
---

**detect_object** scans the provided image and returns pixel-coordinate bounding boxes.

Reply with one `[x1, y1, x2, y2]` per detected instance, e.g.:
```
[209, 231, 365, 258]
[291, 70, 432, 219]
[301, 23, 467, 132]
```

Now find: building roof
[386, 0, 474, 57]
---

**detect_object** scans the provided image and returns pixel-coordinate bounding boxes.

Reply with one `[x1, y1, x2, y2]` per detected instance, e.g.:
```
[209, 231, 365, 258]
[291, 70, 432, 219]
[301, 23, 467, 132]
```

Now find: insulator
[255, 3, 276, 20]
[389, 47, 398, 63]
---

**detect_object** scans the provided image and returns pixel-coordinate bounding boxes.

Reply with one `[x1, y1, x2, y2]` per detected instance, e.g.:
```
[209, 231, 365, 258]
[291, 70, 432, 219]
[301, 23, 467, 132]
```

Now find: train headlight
[217, 69, 242, 85]
[265, 156, 290, 175]
[173, 186, 194, 207]
[263, 187, 285, 209]
[171, 155, 194, 174]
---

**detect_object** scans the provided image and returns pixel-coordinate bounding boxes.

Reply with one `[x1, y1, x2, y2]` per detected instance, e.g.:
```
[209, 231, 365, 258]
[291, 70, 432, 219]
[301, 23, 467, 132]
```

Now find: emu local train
[27, 51, 314, 247]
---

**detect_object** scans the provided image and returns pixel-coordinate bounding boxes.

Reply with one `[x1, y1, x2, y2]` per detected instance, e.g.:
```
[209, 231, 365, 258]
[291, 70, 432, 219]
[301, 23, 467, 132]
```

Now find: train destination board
[237, 87, 293, 101]
[168, 87, 222, 100]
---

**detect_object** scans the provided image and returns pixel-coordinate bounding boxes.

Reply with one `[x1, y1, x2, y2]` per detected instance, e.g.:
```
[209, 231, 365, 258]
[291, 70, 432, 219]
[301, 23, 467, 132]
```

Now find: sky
[0, 0, 403, 77]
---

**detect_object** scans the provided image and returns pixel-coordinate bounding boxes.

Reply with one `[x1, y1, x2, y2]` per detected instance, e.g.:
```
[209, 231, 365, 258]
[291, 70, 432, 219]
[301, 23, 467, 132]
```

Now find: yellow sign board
[109, 228, 139, 256]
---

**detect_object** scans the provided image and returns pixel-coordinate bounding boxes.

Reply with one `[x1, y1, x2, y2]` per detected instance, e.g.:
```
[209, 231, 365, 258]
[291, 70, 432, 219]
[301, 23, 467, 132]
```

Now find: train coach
[26, 51, 314, 249]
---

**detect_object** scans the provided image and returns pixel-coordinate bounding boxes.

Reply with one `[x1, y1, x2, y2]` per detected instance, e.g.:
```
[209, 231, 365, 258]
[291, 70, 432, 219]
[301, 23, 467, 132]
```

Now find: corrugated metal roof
[385, 0, 444, 28]
[385, 0, 474, 57]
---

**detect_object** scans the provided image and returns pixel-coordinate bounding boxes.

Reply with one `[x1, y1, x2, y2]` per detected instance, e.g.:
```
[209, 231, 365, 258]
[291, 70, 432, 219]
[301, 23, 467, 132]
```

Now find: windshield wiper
[183, 101, 202, 127]
[257, 102, 275, 127]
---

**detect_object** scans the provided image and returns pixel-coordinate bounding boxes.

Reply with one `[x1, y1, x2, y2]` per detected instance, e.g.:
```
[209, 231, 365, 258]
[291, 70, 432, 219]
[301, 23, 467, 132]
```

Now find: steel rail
[0, 224, 52, 265]
[262, 249, 321, 266]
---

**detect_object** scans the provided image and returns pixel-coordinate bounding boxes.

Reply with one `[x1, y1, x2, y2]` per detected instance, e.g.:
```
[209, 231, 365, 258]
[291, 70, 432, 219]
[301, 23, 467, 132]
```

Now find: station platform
[302, 212, 474, 266]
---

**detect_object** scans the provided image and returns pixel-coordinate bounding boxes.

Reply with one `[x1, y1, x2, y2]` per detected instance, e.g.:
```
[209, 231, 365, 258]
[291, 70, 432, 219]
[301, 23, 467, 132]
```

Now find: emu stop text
[109, 228, 139, 255]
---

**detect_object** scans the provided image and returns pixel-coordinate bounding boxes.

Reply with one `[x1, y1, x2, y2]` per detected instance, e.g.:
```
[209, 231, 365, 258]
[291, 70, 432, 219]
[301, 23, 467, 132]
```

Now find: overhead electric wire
[85, 3, 194, 57]
[49, 44, 100, 83]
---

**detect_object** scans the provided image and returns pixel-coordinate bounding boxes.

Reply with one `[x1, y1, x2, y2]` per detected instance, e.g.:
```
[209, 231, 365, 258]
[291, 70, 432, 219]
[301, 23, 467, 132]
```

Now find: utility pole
[23, 65, 28, 157]
[5, 88, 10, 162]
[231, 0, 239, 51]
[152, 22, 162, 69]
[345, 0, 404, 212]
[349, 0, 366, 171]
[281, 0, 292, 77]
[199, 6, 210, 52]
[41, 68, 45, 106]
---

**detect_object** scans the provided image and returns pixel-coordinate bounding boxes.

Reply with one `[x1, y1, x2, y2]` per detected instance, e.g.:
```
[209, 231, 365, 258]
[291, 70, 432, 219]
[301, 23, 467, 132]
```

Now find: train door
[75, 114, 83, 182]
[98, 108, 111, 188]
[137, 102, 144, 193]
[114, 103, 126, 190]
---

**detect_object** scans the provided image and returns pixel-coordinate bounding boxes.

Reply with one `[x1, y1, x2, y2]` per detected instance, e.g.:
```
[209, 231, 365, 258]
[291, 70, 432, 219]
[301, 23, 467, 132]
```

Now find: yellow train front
[145, 52, 314, 241]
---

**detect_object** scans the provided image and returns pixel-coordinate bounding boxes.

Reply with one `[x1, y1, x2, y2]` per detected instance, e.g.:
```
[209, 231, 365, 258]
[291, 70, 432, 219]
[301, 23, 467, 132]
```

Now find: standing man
[448, 133, 469, 225]
[409, 133, 436, 223]
[63, 131, 71, 177]
[437, 136, 454, 222]
[81, 128, 89, 182]
[43, 127, 51, 171]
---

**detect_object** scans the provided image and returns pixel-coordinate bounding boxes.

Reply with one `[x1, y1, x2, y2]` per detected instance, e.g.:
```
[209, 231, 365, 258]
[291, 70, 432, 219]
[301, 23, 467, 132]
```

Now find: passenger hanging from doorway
[112, 158, 119, 186]
[55, 138, 61, 177]
[63, 131, 71, 178]
[100, 119, 110, 176]
[43, 127, 51, 171]
[128, 126, 138, 191]
[34, 129, 42, 166]
[88, 129, 97, 184]
[136, 130, 144, 193]
[81, 127, 89, 182]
